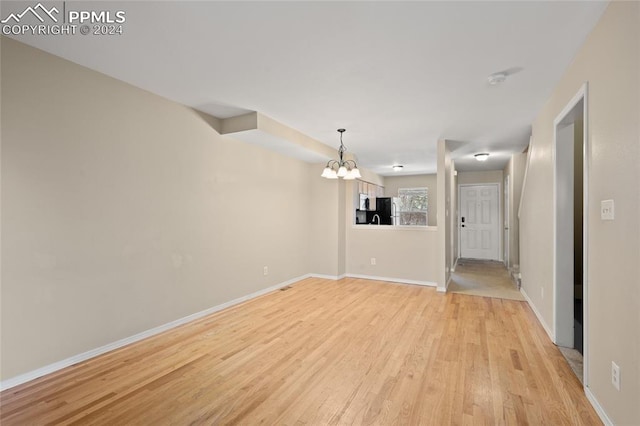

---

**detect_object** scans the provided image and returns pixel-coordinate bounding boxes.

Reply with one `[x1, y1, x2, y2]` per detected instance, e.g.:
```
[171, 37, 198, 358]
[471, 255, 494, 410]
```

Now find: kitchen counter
[352, 224, 437, 231]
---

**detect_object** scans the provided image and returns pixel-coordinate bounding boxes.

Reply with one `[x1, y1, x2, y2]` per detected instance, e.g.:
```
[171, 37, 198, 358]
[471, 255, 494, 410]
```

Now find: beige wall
[337, 180, 347, 276]
[384, 174, 437, 226]
[503, 159, 514, 267]
[308, 170, 341, 277]
[345, 227, 439, 284]
[449, 161, 457, 273]
[510, 152, 526, 268]
[519, 2, 639, 423]
[503, 152, 527, 268]
[345, 180, 439, 284]
[1, 38, 312, 379]
[457, 170, 503, 186]
[0, 38, 445, 382]
[436, 140, 453, 289]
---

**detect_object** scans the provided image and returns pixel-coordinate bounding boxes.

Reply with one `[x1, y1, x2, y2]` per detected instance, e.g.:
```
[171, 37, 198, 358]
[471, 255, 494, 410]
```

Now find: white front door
[459, 184, 500, 260]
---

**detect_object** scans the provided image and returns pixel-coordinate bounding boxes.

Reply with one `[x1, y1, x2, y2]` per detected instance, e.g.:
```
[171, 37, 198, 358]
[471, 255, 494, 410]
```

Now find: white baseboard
[441, 269, 455, 293]
[520, 286, 554, 341]
[585, 386, 614, 426]
[451, 257, 459, 272]
[345, 273, 437, 288]
[0, 274, 309, 391]
[438, 278, 450, 293]
[309, 273, 346, 280]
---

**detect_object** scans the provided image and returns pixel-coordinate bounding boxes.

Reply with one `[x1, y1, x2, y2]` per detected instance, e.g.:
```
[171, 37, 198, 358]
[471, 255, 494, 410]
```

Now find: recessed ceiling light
[487, 72, 507, 85]
[474, 153, 490, 162]
[392, 165, 404, 171]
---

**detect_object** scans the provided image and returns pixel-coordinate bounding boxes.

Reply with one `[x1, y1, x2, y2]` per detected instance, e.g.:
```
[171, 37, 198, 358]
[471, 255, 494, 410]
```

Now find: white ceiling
[8, 1, 608, 175]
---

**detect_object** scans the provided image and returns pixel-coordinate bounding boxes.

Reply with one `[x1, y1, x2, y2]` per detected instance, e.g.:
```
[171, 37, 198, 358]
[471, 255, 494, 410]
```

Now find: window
[397, 188, 428, 226]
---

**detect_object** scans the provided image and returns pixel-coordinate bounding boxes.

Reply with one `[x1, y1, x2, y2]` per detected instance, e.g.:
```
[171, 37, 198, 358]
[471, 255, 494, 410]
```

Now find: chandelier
[321, 129, 361, 180]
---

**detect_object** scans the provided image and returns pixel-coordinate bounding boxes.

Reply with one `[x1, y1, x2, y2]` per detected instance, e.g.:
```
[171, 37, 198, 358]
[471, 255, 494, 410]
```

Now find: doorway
[459, 184, 500, 260]
[553, 84, 588, 385]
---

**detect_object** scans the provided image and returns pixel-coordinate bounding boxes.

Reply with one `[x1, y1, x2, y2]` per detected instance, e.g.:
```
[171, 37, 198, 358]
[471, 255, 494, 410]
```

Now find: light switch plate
[601, 200, 614, 220]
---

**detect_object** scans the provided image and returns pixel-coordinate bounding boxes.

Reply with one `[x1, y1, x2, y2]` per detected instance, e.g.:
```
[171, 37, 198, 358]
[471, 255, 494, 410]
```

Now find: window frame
[397, 187, 428, 227]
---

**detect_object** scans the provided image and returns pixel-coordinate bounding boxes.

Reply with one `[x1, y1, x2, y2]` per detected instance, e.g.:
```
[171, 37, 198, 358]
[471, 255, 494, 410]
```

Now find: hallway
[448, 259, 524, 301]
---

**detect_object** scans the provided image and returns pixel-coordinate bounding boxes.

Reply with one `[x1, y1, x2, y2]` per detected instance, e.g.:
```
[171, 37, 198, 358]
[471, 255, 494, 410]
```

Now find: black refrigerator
[376, 197, 393, 225]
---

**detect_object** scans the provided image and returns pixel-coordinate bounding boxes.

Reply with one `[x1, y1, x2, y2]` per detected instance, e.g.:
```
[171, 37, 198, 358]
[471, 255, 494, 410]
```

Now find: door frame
[552, 82, 589, 387]
[504, 174, 510, 268]
[457, 183, 501, 261]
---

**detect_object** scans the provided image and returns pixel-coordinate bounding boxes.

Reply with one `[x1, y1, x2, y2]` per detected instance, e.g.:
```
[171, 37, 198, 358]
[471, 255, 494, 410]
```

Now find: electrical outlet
[370, 257, 376, 266]
[601, 199, 615, 220]
[263, 266, 268, 276]
[612, 361, 620, 391]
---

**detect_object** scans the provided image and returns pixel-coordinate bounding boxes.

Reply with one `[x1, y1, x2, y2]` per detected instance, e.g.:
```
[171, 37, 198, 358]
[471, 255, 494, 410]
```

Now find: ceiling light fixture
[392, 165, 404, 172]
[487, 72, 507, 85]
[474, 153, 490, 162]
[321, 129, 361, 180]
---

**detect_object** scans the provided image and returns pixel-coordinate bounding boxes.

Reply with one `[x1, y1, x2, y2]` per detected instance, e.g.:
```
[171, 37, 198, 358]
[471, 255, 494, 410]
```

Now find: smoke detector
[487, 72, 507, 85]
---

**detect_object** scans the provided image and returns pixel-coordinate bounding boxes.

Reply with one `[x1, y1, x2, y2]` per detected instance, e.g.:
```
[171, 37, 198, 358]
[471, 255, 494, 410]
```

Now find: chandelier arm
[326, 159, 340, 169]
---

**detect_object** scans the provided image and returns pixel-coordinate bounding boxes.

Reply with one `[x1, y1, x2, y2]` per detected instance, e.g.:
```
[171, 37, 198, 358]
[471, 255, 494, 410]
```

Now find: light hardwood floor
[0, 277, 601, 425]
